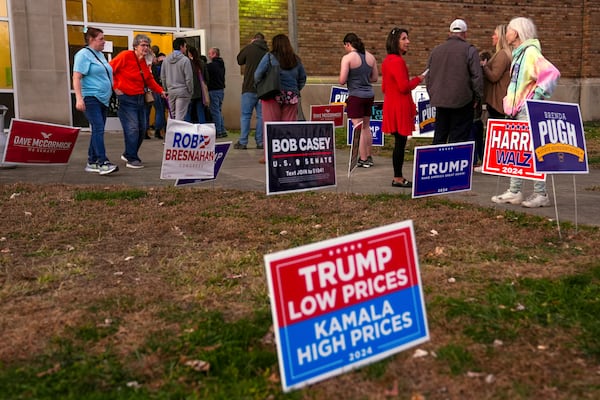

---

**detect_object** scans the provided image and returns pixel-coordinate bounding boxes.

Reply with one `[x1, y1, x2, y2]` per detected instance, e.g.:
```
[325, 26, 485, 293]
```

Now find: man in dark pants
[235, 33, 268, 149]
[426, 19, 483, 144]
[207, 47, 227, 138]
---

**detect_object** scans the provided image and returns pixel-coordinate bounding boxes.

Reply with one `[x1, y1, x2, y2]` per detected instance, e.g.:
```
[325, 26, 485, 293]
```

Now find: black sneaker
[357, 159, 371, 168]
[256, 144, 264, 150]
[233, 142, 247, 150]
[366, 155, 374, 167]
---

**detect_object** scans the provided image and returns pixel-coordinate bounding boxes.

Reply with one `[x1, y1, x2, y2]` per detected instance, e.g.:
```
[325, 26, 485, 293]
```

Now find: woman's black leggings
[392, 133, 408, 178]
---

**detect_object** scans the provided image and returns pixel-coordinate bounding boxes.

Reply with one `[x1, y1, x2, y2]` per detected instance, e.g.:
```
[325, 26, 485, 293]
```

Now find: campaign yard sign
[264, 220, 429, 392]
[160, 119, 216, 180]
[175, 142, 231, 186]
[525, 100, 588, 174]
[481, 119, 545, 180]
[329, 86, 348, 106]
[3, 119, 79, 164]
[265, 121, 336, 195]
[412, 141, 474, 198]
[346, 101, 384, 147]
[412, 86, 434, 138]
[347, 119, 383, 147]
[310, 104, 344, 127]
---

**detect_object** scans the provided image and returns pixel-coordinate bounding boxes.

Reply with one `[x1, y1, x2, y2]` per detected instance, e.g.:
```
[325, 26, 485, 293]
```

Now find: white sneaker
[474, 166, 483, 173]
[522, 193, 550, 208]
[84, 163, 99, 173]
[491, 190, 524, 205]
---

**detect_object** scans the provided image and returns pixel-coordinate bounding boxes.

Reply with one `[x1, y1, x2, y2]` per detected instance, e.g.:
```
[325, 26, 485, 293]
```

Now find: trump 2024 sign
[264, 221, 429, 392]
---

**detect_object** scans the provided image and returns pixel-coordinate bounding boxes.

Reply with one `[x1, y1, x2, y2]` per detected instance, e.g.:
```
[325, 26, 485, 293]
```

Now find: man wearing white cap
[426, 18, 483, 144]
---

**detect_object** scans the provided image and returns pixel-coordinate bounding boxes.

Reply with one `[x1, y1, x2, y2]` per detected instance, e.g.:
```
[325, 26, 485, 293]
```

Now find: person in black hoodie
[207, 47, 227, 137]
[235, 33, 268, 149]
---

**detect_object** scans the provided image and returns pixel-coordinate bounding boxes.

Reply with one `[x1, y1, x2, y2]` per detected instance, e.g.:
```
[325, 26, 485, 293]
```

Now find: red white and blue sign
[481, 119, 545, 181]
[412, 141, 474, 198]
[525, 100, 589, 174]
[175, 142, 231, 186]
[264, 221, 429, 392]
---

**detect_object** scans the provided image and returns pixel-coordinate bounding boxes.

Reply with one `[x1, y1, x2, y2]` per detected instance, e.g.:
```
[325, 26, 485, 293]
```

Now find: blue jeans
[117, 93, 146, 162]
[153, 92, 166, 132]
[240, 92, 262, 145]
[208, 89, 225, 133]
[185, 99, 207, 124]
[84, 96, 109, 164]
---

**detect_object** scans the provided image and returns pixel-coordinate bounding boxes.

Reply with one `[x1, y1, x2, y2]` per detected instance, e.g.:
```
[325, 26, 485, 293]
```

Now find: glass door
[102, 29, 132, 131]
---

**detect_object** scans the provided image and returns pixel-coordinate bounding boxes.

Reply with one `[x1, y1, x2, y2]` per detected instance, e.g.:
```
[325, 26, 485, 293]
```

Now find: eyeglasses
[138, 43, 150, 47]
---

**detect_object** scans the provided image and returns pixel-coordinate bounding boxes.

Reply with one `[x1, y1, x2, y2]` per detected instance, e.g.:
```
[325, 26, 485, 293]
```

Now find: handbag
[256, 54, 281, 100]
[108, 91, 119, 114]
[144, 89, 154, 104]
[199, 72, 210, 107]
[135, 52, 154, 104]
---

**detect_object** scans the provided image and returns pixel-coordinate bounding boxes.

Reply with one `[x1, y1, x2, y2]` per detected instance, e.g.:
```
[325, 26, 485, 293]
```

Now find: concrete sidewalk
[2, 130, 599, 227]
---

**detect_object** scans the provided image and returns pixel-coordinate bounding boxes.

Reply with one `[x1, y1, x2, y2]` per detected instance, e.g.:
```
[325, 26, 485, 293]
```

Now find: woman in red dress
[382, 28, 427, 188]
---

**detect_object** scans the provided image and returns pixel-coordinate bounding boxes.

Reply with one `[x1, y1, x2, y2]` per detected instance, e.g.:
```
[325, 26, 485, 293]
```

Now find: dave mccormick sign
[264, 221, 429, 392]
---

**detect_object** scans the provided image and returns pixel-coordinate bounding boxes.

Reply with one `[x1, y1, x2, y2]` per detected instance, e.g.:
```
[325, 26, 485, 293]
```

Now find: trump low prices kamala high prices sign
[264, 221, 429, 392]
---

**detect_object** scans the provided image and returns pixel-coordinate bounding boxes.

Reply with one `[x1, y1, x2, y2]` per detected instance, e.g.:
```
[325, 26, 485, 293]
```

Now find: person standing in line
[235, 32, 269, 150]
[339, 32, 378, 168]
[254, 34, 307, 163]
[472, 50, 492, 168]
[73, 27, 118, 175]
[483, 24, 513, 119]
[161, 38, 193, 121]
[185, 46, 209, 124]
[491, 16, 560, 208]
[207, 47, 227, 138]
[150, 51, 167, 138]
[382, 27, 426, 188]
[426, 18, 483, 144]
[110, 34, 166, 169]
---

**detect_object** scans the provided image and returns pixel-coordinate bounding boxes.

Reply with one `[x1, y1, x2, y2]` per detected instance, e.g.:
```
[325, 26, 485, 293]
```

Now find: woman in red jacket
[110, 34, 166, 169]
[381, 28, 426, 188]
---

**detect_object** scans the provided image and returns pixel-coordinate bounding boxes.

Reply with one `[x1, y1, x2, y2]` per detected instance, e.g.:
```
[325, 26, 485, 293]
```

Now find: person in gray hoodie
[161, 38, 193, 121]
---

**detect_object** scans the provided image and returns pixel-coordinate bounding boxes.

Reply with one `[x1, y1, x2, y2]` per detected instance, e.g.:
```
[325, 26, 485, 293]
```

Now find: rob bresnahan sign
[264, 221, 429, 392]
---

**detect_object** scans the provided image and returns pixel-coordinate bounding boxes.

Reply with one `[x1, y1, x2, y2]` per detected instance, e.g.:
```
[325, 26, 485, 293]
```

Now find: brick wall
[240, 0, 600, 80]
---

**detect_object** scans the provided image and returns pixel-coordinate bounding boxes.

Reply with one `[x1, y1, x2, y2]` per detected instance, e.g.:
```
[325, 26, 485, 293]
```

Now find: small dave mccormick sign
[264, 221, 429, 392]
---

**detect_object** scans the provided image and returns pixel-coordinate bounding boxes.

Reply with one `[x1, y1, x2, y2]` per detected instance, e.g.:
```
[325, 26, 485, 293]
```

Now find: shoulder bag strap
[85, 47, 111, 81]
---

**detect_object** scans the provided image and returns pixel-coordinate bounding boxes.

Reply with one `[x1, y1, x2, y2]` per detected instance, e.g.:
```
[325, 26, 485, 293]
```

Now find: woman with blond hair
[482, 24, 512, 119]
[491, 17, 560, 208]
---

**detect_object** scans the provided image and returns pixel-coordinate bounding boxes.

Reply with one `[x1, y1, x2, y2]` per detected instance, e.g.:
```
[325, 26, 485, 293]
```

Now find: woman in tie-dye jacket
[492, 17, 560, 209]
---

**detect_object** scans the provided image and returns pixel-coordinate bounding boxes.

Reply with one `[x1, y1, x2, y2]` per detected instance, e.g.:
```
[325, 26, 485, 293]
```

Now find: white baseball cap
[450, 19, 467, 33]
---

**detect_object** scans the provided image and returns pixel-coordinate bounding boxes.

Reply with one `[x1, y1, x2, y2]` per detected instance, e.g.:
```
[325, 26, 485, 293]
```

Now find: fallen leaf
[24, 211, 32, 216]
[493, 339, 503, 347]
[447, 277, 456, 283]
[429, 229, 439, 236]
[126, 381, 142, 389]
[485, 374, 496, 384]
[412, 348, 428, 358]
[10, 192, 20, 199]
[279, 230, 288, 235]
[184, 359, 210, 372]
[434, 246, 445, 256]
[467, 371, 486, 378]
[124, 256, 134, 261]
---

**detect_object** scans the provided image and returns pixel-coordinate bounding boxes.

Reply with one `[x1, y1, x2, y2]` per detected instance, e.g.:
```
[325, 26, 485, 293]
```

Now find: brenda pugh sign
[412, 142, 474, 198]
[3, 119, 79, 164]
[525, 100, 588, 174]
[160, 119, 216, 180]
[481, 119, 545, 180]
[265, 121, 336, 195]
[264, 220, 429, 392]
